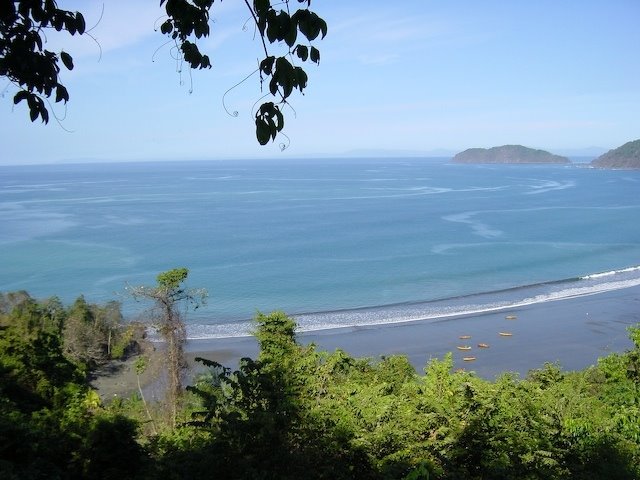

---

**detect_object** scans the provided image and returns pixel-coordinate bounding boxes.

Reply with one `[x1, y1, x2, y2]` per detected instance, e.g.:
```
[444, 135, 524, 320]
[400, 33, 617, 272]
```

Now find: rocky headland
[591, 139, 640, 169]
[452, 145, 570, 164]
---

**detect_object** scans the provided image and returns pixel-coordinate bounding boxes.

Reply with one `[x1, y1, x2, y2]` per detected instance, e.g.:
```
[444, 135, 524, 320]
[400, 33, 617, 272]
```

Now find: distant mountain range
[444, 141, 640, 169]
[334, 143, 640, 169]
[342, 148, 457, 158]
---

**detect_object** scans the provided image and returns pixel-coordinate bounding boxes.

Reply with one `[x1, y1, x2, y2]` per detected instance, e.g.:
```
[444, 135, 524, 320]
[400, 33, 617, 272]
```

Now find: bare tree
[128, 268, 207, 427]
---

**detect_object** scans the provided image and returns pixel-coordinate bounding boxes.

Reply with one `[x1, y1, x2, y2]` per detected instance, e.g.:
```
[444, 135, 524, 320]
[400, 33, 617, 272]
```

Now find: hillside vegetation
[1, 293, 640, 479]
[591, 139, 640, 169]
[453, 145, 570, 164]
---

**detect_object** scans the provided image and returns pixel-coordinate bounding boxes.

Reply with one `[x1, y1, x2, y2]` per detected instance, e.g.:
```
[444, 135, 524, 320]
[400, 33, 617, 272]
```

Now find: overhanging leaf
[60, 51, 74, 70]
[76, 12, 86, 34]
[13, 90, 29, 105]
[310, 46, 320, 64]
[55, 85, 69, 103]
[256, 118, 271, 145]
[295, 45, 309, 61]
[260, 56, 275, 75]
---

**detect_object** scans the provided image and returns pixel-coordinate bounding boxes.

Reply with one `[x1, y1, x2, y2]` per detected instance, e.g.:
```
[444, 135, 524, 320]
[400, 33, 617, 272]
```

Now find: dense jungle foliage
[1, 293, 639, 479]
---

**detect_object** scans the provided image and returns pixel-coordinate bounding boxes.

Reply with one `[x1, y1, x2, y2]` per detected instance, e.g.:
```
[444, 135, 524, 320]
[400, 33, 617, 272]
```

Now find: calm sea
[2, 158, 639, 338]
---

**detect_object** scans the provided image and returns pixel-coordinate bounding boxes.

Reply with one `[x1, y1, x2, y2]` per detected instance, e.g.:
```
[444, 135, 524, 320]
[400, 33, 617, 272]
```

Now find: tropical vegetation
[1, 284, 639, 479]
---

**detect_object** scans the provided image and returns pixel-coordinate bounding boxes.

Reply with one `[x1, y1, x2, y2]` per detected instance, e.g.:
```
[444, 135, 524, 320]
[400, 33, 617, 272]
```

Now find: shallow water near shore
[187, 283, 640, 378]
[2, 158, 640, 340]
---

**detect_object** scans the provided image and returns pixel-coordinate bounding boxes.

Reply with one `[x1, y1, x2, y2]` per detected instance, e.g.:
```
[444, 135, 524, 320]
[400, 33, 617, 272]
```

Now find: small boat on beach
[477, 343, 490, 348]
[463, 356, 477, 362]
[457, 345, 472, 351]
[498, 332, 513, 337]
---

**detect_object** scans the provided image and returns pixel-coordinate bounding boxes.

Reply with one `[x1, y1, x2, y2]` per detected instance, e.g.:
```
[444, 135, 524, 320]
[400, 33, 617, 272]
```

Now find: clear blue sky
[1, 0, 639, 164]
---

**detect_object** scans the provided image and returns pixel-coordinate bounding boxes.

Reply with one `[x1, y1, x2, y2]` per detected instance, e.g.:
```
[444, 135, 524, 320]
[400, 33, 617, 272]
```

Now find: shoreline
[186, 283, 640, 378]
[92, 284, 640, 399]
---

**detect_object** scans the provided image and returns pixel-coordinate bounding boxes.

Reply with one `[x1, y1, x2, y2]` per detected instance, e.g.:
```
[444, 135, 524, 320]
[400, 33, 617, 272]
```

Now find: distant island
[452, 145, 570, 164]
[591, 139, 640, 169]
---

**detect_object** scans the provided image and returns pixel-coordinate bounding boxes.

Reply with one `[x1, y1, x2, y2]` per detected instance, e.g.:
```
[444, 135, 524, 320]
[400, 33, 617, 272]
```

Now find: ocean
[2, 158, 640, 339]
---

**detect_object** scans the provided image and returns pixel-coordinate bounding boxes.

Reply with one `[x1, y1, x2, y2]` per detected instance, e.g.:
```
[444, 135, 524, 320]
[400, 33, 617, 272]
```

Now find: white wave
[520, 278, 640, 305]
[187, 321, 254, 340]
[581, 265, 640, 280]
[583, 270, 618, 279]
[184, 273, 640, 340]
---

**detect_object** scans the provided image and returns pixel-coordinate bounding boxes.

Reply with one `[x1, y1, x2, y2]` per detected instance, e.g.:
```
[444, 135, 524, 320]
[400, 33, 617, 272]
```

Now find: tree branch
[243, 0, 270, 58]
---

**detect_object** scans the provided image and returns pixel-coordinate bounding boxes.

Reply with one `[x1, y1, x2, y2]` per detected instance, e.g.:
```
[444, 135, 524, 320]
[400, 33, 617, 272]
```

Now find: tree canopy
[128, 267, 207, 427]
[0, 0, 327, 145]
[2, 290, 640, 478]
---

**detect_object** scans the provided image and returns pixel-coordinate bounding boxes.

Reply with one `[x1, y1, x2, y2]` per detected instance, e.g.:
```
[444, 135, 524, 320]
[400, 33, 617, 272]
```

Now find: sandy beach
[186, 284, 640, 378]
[93, 284, 640, 400]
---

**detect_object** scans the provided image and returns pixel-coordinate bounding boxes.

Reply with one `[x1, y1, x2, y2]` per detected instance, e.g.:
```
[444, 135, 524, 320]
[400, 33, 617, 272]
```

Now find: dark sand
[186, 284, 640, 379]
[91, 346, 164, 401]
[93, 285, 640, 399]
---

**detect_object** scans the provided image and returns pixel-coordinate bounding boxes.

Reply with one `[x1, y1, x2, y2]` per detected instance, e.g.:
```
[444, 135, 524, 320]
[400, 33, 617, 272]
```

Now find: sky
[1, 0, 639, 165]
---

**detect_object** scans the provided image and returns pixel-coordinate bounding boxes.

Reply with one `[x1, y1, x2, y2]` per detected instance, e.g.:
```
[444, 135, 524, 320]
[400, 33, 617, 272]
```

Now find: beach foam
[185, 264, 640, 339]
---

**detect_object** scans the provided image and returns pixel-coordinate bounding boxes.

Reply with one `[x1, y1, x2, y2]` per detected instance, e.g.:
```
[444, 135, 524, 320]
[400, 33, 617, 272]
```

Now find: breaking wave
[185, 265, 640, 339]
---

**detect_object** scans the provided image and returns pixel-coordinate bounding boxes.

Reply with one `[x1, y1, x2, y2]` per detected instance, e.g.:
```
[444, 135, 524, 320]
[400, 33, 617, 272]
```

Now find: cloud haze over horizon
[1, 0, 638, 165]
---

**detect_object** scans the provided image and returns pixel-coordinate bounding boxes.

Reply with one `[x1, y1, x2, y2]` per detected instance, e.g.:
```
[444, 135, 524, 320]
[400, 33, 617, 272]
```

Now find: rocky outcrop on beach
[452, 145, 570, 164]
[591, 139, 640, 169]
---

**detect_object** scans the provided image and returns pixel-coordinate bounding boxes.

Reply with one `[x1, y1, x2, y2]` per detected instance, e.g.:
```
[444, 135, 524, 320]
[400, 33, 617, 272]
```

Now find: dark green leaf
[266, 10, 279, 43]
[27, 94, 37, 114]
[303, 12, 322, 41]
[60, 51, 74, 70]
[275, 108, 284, 131]
[295, 45, 308, 61]
[165, 0, 179, 17]
[275, 56, 294, 76]
[294, 67, 307, 90]
[194, 21, 210, 38]
[52, 15, 64, 31]
[281, 74, 293, 98]
[260, 56, 275, 75]
[267, 117, 277, 139]
[55, 85, 69, 103]
[76, 12, 86, 34]
[269, 77, 278, 96]
[254, 0, 270, 18]
[294, 10, 311, 40]
[285, 18, 297, 47]
[13, 91, 29, 105]
[319, 18, 328, 39]
[161, 20, 173, 35]
[256, 118, 271, 145]
[310, 46, 320, 64]
[66, 18, 77, 35]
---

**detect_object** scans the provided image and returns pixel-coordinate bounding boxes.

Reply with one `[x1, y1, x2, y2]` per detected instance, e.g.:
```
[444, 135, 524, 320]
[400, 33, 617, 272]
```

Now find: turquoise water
[1, 158, 639, 337]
